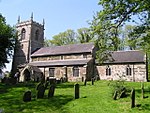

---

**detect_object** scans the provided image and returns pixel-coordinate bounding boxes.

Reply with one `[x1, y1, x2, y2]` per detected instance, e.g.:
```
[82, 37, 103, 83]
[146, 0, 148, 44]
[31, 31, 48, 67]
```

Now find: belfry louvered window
[21, 28, 26, 40]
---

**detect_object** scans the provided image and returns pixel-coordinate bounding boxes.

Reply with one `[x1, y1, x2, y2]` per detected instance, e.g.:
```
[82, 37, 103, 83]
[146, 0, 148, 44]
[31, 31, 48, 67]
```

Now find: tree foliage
[91, 0, 150, 63]
[45, 28, 94, 46]
[77, 27, 94, 43]
[0, 14, 15, 69]
[45, 29, 77, 46]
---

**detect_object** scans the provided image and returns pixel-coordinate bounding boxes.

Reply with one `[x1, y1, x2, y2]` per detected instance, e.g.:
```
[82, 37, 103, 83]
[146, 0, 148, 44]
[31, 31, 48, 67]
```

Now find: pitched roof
[28, 59, 91, 67]
[97, 50, 146, 64]
[31, 43, 94, 57]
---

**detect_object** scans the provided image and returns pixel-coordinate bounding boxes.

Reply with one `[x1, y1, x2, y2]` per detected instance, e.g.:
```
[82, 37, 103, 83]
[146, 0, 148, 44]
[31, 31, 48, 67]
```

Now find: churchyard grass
[0, 81, 150, 113]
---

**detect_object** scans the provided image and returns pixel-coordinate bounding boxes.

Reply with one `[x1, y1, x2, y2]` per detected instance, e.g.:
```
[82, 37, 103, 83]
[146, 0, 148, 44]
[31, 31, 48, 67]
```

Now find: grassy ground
[0, 80, 150, 113]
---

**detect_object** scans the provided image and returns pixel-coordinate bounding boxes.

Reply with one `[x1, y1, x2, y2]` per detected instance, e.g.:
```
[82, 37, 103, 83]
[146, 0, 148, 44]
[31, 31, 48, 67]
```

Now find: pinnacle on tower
[18, 15, 20, 23]
[42, 18, 45, 26]
[31, 12, 33, 21]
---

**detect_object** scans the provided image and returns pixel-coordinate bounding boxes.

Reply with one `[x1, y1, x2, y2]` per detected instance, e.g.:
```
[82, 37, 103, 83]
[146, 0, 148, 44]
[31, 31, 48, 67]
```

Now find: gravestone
[82, 77, 84, 82]
[113, 90, 118, 100]
[48, 84, 55, 98]
[84, 79, 87, 86]
[37, 84, 45, 99]
[74, 83, 79, 99]
[131, 88, 135, 108]
[119, 88, 126, 98]
[23, 91, 31, 102]
[91, 78, 94, 85]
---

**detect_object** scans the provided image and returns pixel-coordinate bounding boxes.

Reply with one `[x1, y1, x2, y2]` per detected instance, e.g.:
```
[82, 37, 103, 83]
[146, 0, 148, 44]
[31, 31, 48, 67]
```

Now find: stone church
[11, 16, 148, 82]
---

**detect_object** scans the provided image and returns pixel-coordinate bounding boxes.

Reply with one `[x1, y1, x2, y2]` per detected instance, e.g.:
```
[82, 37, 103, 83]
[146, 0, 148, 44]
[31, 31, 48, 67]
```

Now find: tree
[46, 29, 77, 46]
[91, 0, 150, 63]
[77, 27, 94, 43]
[0, 14, 15, 69]
[122, 25, 141, 50]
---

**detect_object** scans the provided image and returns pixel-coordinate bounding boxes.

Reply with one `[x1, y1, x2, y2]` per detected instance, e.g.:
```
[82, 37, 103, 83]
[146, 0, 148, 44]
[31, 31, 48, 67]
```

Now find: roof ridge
[41, 42, 94, 49]
[113, 50, 143, 53]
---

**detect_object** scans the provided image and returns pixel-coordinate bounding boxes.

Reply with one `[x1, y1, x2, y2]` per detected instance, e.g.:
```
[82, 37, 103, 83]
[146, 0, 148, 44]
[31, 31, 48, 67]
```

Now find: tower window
[35, 30, 39, 40]
[21, 28, 26, 40]
[126, 65, 131, 76]
[106, 65, 111, 76]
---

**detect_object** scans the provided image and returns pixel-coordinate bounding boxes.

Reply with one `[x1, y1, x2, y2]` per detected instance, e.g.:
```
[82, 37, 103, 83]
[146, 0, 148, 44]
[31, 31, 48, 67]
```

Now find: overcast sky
[0, 0, 100, 71]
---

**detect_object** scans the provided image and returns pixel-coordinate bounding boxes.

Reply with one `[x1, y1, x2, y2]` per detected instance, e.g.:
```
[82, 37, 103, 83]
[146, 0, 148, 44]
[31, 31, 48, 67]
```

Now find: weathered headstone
[82, 77, 84, 82]
[113, 90, 118, 100]
[131, 88, 135, 108]
[37, 84, 45, 99]
[48, 84, 55, 98]
[91, 78, 94, 85]
[84, 79, 87, 86]
[23, 91, 31, 102]
[74, 83, 79, 99]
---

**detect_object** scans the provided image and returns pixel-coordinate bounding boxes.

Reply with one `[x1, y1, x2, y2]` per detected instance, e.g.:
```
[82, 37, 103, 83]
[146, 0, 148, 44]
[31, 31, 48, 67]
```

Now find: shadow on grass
[0, 82, 37, 94]
[138, 104, 150, 111]
[0, 94, 73, 113]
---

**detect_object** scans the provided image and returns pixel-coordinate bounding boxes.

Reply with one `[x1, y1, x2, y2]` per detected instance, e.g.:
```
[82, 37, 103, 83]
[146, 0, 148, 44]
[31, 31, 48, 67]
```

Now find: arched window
[35, 30, 39, 40]
[21, 28, 26, 40]
[106, 65, 111, 76]
[126, 65, 131, 76]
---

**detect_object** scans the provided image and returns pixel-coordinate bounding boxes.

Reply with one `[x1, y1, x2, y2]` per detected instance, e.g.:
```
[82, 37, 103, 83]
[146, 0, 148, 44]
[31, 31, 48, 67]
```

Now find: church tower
[11, 14, 44, 75]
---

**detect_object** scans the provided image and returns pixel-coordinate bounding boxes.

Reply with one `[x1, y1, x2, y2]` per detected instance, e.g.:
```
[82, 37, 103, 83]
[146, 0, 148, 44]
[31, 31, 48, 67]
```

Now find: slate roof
[28, 59, 91, 67]
[31, 43, 94, 57]
[97, 50, 146, 64]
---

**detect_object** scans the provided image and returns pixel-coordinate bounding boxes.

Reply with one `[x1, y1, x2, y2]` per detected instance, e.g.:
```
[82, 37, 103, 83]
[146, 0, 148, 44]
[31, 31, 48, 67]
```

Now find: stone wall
[31, 53, 92, 62]
[96, 63, 147, 82]
[39, 66, 87, 82]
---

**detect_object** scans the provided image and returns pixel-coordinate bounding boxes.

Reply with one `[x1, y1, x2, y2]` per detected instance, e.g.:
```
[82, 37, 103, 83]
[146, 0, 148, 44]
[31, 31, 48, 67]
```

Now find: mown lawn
[0, 80, 150, 113]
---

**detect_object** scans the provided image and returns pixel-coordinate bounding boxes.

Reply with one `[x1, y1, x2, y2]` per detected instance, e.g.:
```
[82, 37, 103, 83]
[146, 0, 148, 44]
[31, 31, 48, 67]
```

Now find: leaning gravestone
[119, 88, 126, 98]
[113, 90, 118, 100]
[23, 91, 31, 102]
[74, 83, 79, 99]
[48, 84, 55, 98]
[37, 84, 45, 99]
